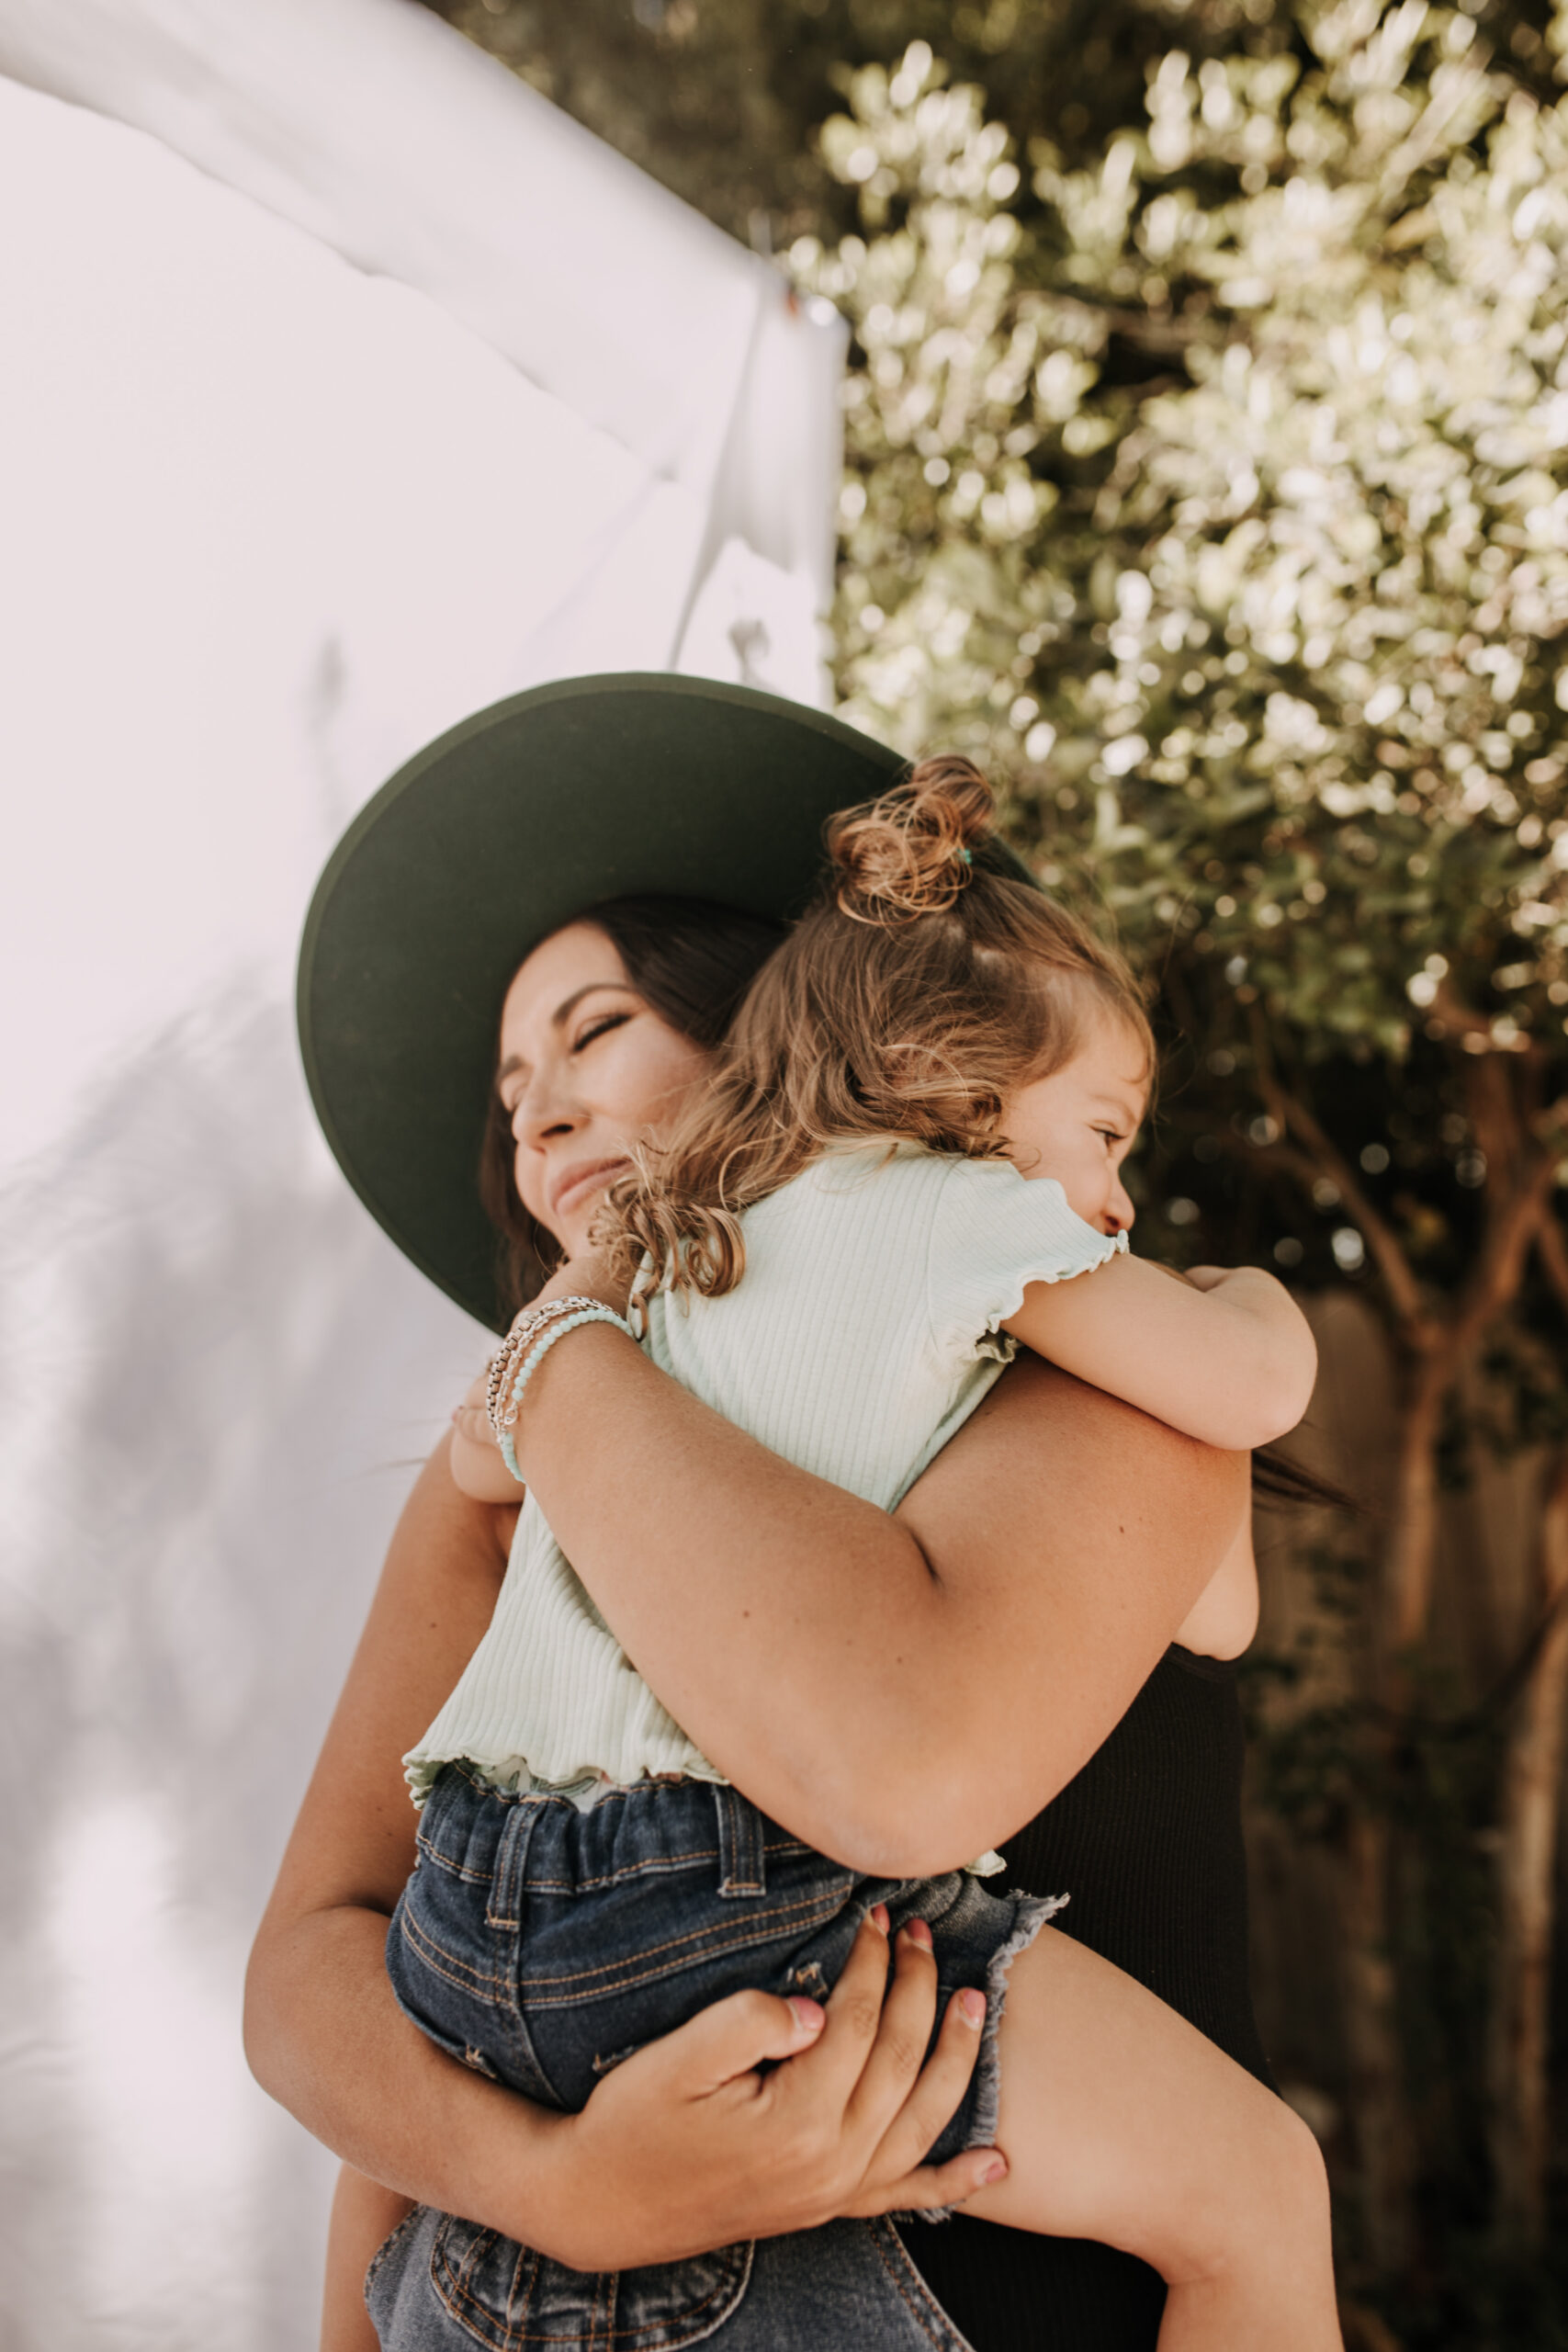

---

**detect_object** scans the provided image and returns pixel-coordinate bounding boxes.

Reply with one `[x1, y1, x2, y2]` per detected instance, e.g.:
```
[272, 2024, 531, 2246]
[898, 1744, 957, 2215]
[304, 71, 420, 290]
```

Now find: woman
[247, 677, 1265, 2347]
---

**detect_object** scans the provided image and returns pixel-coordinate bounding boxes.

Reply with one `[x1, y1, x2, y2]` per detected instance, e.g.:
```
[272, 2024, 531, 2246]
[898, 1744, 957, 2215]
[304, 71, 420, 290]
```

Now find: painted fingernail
[959, 1988, 987, 2027]
[903, 1918, 933, 1951]
[979, 2155, 1008, 2183]
[868, 1904, 890, 1936]
[788, 1996, 826, 2032]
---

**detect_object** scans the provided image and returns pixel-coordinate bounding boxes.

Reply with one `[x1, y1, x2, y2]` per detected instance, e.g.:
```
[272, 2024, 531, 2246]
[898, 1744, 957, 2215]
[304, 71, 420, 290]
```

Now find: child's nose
[1107, 1175, 1135, 1234]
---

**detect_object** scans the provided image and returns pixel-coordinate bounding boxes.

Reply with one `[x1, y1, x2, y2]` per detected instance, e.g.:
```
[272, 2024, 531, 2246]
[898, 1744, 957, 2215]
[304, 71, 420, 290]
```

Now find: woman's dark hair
[479, 894, 787, 1315]
[1253, 1447, 1362, 1515]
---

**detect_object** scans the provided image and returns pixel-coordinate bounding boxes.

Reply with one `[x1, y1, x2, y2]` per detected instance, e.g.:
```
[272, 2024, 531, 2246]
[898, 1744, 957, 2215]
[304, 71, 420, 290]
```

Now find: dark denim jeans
[374, 1765, 1060, 2348]
[366, 2207, 979, 2350]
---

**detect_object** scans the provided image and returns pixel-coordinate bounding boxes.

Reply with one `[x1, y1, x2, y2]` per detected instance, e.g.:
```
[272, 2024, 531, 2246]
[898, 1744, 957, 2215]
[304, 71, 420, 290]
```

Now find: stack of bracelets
[484, 1295, 637, 1482]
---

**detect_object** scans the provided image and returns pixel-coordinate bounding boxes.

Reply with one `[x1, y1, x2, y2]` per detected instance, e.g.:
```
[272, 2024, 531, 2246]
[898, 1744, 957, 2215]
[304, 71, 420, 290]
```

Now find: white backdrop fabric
[0, 16, 841, 2342]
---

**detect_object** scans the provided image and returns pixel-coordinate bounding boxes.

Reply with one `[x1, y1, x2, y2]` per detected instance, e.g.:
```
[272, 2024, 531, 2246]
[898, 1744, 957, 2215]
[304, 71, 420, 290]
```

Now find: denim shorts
[377, 1765, 1062, 2347]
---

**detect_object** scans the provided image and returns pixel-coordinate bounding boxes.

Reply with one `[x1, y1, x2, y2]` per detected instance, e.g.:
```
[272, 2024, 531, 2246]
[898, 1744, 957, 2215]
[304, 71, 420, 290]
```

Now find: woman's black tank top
[897, 1645, 1274, 2351]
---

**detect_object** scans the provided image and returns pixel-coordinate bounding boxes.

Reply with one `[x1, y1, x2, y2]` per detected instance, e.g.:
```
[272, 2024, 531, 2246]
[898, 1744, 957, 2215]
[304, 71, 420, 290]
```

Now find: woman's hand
[534, 1912, 1002, 2272]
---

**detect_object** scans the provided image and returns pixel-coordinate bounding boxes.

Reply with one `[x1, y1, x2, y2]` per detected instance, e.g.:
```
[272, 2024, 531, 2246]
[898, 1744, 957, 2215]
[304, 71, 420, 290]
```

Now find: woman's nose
[512, 1067, 581, 1148]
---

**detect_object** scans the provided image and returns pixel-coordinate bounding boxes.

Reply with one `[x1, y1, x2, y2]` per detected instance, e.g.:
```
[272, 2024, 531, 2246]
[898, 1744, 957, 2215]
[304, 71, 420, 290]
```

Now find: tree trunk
[1488, 1447, 1568, 2250]
[1341, 1369, 1449, 2272]
[1386, 1366, 1447, 1660]
[1344, 1804, 1411, 2274]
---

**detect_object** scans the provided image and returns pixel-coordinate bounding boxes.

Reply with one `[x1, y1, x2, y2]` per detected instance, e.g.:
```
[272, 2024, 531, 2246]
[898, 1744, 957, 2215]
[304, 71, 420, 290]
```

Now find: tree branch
[1535, 1209, 1568, 1328]
[1245, 1009, 1432, 1344]
[1449, 1154, 1559, 1368]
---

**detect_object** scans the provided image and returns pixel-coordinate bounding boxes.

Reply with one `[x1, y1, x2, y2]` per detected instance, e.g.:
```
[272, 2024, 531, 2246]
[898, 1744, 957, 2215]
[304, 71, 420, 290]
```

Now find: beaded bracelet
[484, 1299, 577, 1436]
[484, 1295, 614, 1445]
[499, 1304, 637, 1483]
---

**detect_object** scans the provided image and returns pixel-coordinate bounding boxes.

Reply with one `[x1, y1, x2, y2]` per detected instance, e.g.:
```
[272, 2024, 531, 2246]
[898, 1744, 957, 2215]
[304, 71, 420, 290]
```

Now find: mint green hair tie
[959, 846, 973, 865]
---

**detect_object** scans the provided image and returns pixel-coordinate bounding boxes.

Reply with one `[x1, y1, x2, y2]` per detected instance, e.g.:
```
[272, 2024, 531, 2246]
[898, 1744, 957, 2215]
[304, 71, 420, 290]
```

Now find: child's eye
[1096, 1126, 1126, 1148]
[572, 1012, 630, 1054]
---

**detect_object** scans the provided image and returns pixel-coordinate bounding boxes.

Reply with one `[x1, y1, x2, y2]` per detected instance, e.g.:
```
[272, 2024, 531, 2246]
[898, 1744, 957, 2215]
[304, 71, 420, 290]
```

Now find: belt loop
[715, 1783, 767, 1898]
[486, 1794, 537, 1931]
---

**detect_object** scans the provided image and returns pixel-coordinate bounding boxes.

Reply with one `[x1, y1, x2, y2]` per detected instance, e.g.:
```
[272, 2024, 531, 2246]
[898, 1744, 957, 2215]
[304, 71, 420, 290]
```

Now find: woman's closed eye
[571, 1011, 632, 1055]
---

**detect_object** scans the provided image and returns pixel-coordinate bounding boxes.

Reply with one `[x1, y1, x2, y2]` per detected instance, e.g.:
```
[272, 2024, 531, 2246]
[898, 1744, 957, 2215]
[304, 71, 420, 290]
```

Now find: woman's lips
[548, 1156, 632, 1225]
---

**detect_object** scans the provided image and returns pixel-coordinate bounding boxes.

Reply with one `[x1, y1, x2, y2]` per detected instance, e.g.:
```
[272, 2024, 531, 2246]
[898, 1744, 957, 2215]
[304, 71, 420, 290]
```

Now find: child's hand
[530, 1245, 635, 1320]
[450, 1366, 525, 1502]
[452, 1364, 496, 1456]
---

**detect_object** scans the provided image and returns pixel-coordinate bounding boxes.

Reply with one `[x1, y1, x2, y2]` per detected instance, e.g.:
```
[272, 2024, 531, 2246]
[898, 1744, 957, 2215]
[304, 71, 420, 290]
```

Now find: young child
[392, 759, 1337, 2350]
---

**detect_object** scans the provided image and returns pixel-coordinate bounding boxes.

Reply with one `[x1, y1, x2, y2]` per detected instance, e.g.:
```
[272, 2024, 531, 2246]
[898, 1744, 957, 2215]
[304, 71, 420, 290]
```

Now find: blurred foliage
[800, 22, 1568, 1085]
[418, 0, 1564, 249]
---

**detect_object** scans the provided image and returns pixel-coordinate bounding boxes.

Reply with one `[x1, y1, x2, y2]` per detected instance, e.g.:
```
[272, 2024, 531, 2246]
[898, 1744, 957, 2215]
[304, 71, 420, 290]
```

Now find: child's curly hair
[599, 755, 1154, 1301]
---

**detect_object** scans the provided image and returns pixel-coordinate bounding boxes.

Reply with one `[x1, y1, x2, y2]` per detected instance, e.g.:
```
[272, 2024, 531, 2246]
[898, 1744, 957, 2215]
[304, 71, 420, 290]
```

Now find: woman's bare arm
[509, 1307, 1248, 1878]
[322, 2167, 411, 2350]
[245, 1441, 997, 2271]
[244, 1452, 579, 2234]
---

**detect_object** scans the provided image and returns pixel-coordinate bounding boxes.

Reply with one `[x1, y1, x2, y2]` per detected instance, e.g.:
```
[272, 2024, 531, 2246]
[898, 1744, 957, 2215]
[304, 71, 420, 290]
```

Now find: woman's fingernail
[903, 1918, 933, 1951]
[979, 2154, 1008, 2184]
[788, 1996, 826, 2032]
[868, 1904, 890, 1936]
[959, 1988, 987, 2027]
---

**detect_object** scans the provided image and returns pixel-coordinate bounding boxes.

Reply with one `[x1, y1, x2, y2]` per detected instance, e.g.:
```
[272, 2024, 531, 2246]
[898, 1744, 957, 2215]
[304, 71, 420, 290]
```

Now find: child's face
[999, 1012, 1149, 1237]
[496, 922, 713, 1258]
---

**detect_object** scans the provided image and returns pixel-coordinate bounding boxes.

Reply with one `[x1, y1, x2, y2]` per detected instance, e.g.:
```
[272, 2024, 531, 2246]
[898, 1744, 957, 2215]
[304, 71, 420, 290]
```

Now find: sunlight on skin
[496, 922, 715, 1259]
[999, 1012, 1149, 1240]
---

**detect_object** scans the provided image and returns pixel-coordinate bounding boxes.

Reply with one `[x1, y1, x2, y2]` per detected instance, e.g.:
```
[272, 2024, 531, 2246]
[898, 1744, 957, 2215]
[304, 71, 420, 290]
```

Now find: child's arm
[321, 2165, 413, 2351]
[1003, 1253, 1316, 1453]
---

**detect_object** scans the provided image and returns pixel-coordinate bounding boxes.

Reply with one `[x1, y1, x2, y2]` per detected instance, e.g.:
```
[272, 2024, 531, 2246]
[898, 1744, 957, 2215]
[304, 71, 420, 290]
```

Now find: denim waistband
[422, 1761, 805, 1905]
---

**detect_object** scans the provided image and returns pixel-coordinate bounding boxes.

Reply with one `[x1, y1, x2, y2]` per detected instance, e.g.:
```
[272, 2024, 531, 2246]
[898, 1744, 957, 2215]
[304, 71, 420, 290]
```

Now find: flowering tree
[793, 7, 1568, 2290]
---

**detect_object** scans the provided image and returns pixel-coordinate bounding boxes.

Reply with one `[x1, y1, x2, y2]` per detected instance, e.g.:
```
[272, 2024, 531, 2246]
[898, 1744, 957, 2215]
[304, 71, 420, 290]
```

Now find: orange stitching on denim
[868, 2222, 967, 2348]
[431, 2214, 751, 2346]
[518, 1846, 722, 1892]
[397, 1907, 521, 2000]
[363, 2200, 423, 2300]
[516, 1894, 853, 2006]
[518, 1888, 840, 1982]
[399, 1882, 853, 2009]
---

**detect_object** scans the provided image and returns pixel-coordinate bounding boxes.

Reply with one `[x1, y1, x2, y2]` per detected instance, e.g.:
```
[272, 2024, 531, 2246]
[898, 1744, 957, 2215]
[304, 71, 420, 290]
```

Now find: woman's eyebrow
[496, 982, 637, 1086]
[549, 979, 637, 1030]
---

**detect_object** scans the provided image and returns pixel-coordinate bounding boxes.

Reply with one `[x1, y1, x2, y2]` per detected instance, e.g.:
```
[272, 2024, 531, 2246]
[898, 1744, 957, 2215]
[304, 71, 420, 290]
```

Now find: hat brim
[298, 673, 1031, 1332]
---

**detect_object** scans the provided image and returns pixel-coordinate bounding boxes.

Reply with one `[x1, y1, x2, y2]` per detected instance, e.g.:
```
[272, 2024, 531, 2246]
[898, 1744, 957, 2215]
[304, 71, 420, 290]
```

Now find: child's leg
[963, 1926, 1340, 2352]
[321, 2163, 415, 2352]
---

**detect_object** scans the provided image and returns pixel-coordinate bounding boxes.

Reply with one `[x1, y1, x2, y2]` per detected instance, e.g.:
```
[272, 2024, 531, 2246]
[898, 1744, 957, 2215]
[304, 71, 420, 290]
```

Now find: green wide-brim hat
[299, 672, 1032, 1332]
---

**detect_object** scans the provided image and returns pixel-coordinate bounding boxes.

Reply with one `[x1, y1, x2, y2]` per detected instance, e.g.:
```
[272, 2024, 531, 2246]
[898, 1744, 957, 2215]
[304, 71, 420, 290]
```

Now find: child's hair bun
[828, 755, 996, 924]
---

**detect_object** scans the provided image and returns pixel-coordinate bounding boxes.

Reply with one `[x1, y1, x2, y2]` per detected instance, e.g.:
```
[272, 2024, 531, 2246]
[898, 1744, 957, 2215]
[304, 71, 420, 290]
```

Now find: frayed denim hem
[903, 1887, 1070, 2223]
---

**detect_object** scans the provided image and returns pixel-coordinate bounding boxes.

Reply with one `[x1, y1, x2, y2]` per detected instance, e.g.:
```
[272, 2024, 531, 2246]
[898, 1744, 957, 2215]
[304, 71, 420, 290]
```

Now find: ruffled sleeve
[926, 1156, 1129, 1364]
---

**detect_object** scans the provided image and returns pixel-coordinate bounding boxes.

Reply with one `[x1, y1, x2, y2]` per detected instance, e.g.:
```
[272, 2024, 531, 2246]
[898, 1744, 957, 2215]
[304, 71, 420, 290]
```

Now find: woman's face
[496, 921, 714, 1258]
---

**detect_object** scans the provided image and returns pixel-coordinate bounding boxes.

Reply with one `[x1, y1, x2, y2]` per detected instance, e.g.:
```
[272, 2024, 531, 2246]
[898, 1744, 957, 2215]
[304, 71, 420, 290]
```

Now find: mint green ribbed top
[405, 1144, 1126, 1805]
